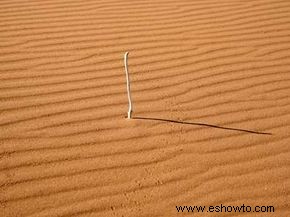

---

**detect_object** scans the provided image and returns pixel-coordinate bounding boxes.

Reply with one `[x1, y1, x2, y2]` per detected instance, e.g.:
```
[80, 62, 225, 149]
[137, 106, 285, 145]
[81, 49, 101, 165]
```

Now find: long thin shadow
[132, 116, 272, 135]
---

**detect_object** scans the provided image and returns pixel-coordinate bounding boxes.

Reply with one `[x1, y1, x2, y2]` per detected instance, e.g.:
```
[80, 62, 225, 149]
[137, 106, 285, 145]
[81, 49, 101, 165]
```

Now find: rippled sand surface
[1, 0, 290, 216]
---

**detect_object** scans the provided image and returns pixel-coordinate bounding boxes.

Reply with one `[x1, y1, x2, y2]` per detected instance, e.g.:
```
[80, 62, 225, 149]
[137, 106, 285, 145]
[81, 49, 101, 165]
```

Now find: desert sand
[0, 0, 289, 216]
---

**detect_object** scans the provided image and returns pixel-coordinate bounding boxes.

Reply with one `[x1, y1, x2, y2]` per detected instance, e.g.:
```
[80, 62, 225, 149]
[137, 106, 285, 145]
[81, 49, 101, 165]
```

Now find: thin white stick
[124, 52, 133, 119]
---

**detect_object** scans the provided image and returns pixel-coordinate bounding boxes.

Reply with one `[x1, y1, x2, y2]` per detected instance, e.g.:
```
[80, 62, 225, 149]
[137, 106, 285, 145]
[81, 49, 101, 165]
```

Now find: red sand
[1, 0, 289, 216]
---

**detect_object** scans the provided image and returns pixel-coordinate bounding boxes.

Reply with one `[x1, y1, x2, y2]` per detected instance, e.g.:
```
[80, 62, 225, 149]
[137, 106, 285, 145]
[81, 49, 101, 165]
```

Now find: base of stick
[127, 111, 132, 119]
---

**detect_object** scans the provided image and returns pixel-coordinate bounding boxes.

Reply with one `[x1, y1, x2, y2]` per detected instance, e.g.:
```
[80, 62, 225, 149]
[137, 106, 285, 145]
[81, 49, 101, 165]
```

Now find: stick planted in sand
[124, 52, 133, 119]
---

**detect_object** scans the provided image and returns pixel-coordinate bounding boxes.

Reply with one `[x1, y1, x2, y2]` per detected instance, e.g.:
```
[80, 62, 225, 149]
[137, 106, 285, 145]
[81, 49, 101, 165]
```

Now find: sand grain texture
[0, 0, 290, 216]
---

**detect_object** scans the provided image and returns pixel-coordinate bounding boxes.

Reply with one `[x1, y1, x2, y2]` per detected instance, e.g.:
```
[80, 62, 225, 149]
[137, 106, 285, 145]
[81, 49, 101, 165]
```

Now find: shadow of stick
[132, 116, 272, 135]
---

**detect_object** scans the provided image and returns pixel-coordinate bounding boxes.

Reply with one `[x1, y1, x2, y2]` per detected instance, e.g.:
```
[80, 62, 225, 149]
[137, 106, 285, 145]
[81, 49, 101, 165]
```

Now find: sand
[0, 0, 289, 216]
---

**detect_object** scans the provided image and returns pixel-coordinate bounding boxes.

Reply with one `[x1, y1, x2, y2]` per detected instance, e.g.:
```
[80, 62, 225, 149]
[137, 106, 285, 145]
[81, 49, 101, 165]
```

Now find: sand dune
[1, 0, 289, 216]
